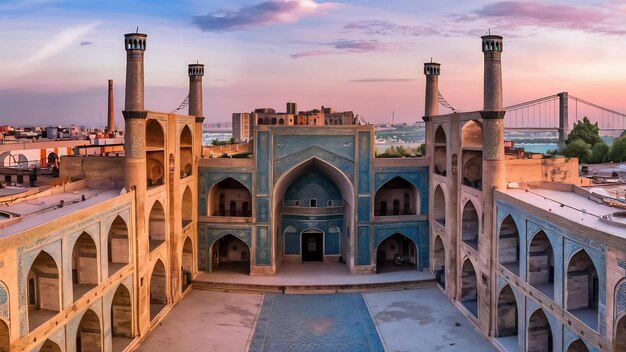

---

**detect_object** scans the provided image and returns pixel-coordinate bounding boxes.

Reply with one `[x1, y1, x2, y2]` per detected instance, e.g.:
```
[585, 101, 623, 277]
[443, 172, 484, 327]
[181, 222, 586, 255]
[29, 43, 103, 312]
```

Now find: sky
[1, 0, 626, 126]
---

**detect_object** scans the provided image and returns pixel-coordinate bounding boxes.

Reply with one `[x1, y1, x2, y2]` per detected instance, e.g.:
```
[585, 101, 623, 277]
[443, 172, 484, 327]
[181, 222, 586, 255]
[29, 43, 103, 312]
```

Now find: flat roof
[502, 187, 625, 239]
[0, 188, 121, 238]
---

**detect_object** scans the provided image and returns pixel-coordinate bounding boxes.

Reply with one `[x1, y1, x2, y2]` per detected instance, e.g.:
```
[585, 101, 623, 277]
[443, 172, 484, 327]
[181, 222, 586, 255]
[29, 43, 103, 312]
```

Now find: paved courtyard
[138, 287, 495, 352]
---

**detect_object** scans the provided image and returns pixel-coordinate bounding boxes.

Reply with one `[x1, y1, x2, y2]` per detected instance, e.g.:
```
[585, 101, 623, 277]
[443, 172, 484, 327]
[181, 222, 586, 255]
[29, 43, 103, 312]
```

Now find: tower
[480, 34, 506, 335]
[424, 62, 440, 117]
[188, 63, 205, 159]
[107, 79, 115, 133]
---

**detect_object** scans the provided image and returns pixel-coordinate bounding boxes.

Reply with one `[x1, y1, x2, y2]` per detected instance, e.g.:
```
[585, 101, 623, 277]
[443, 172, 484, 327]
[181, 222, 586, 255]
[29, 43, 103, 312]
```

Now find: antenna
[136, 26, 139, 33]
[488, 28, 491, 35]
[430, 57, 433, 63]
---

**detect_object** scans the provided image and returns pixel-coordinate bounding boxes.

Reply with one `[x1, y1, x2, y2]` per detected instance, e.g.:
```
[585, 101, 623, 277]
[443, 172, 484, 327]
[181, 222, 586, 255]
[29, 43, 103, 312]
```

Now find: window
[327, 200, 333, 207]
[310, 199, 317, 208]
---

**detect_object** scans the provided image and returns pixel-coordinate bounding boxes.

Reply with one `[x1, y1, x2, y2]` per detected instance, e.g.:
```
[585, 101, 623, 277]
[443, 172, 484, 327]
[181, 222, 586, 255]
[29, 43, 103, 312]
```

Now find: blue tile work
[616, 281, 626, 319]
[197, 224, 252, 271]
[497, 200, 608, 336]
[357, 226, 370, 265]
[0, 281, 8, 321]
[373, 167, 429, 215]
[358, 132, 371, 195]
[249, 293, 384, 352]
[274, 135, 355, 161]
[283, 171, 342, 207]
[257, 198, 270, 223]
[256, 226, 271, 265]
[256, 131, 270, 195]
[280, 214, 343, 256]
[273, 147, 354, 183]
[199, 170, 253, 216]
[372, 221, 429, 270]
[357, 197, 370, 223]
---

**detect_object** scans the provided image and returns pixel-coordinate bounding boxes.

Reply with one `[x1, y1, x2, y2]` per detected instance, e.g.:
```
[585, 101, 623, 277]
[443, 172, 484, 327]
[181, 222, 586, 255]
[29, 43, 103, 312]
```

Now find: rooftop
[503, 183, 626, 240]
[0, 186, 121, 238]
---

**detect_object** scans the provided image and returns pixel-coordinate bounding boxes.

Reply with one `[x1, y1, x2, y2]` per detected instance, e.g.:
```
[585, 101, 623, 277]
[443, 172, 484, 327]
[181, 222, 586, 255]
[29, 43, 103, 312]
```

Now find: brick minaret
[188, 63, 205, 159]
[480, 34, 506, 335]
[423, 61, 440, 160]
[122, 32, 151, 335]
[107, 79, 115, 133]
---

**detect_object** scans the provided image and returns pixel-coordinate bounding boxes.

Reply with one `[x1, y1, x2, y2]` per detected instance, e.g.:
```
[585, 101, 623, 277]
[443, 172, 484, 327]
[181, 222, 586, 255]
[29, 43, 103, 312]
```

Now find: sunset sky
[1, 0, 626, 126]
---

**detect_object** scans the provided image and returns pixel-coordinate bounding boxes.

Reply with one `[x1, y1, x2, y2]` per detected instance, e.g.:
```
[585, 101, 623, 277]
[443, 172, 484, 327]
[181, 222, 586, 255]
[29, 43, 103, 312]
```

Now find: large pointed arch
[108, 215, 129, 277]
[375, 233, 418, 273]
[528, 230, 554, 299]
[374, 176, 419, 216]
[496, 285, 518, 341]
[208, 178, 252, 217]
[527, 309, 553, 352]
[182, 186, 193, 227]
[498, 215, 520, 275]
[111, 284, 133, 350]
[461, 200, 479, 251]
[460, 258, 478, 318]
[27, 250, 60, 331]
[149, 259, 167, 321]
[72, 232, 99, 302]
[434, 125, 447, 176]
[433, 185, 446, 225]
[179, 125, 193, 178]
[566, 249, 598, 329]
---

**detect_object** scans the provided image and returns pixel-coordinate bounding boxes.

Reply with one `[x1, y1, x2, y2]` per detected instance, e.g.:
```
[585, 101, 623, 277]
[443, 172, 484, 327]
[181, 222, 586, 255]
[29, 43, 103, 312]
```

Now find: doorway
[302, 230, 323, 262]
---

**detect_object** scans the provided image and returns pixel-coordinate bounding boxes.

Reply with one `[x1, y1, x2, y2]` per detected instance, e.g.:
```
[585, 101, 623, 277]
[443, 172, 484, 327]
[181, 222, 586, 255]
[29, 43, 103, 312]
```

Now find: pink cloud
[291, 39, 404, 58]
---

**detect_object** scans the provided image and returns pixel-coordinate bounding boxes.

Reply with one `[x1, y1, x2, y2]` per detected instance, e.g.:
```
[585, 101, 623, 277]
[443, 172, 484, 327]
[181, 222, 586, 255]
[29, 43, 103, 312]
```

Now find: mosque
[0, 30, 624, 352]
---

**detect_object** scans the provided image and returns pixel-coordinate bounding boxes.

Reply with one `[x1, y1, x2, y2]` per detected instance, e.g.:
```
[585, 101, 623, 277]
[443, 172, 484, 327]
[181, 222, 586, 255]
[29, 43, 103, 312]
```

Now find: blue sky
[1, 0, 626, 126]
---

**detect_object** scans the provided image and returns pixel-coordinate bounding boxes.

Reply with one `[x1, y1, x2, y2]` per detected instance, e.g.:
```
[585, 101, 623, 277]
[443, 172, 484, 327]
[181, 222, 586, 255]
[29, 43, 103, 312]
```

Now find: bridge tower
[558, 92, 569, 148]
[480, 34, 506, 336]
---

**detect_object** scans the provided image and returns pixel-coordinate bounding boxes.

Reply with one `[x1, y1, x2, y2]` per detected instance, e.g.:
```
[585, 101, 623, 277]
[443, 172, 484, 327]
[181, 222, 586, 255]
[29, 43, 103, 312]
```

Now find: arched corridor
[0, 319, 8, 352]
[566, 250, 598, 329]
[498, 215, 520, 275]
[434, 126, 447, 176]
[111, 284, 133, 352]
[433, 236, 445, 288]
[76, 309, 101, 352]
[374, 177, 418, 216]
[527, 309, 552, 352]
[28, 251, 60, 331]
[108, 216, 129, 277]
[528, 231, 554, 299]
[150, 260, 167, 321]
[433, 185, 446, 225]
[567, 339, 589, 352]
[146, 119, 165, 188]
[210, 235, 250, 274]
[208, 178, 252, 217]
[39, 339, 61, 352]
[181, 187, 193, 228]
[460, 259, 478, 317]
[376, 234, 417, 273]
[461, 201, 479, 251]
[179, 125, 193, 178]
[496, 285, 518, 349]
[72, 233, 99, 302]
[148, 201, 166, 251]
[181, 237, 193, 291]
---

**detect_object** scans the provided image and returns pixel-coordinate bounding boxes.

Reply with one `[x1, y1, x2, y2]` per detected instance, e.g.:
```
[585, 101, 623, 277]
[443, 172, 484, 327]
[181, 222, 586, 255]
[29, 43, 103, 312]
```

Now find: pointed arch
[209, 234, 250, 274]
[434, 125, 447, 176]
[433, 185, 446, 225]
[0, 319, 8, 352]
[460, 258, 478, 318]
[566, 249, 598, 329]
[181, 237, 193, 291]
[146, 119, 165, 188]
[179, 125, 193, 178]
[527, 309, 553, 352]
[182, 186, 193, 227]
[27, 250, 60, 331]
[111, 284, 133, 350]
[528, 231, 554, 299]
[72, 232, 99, 302]
[376, 233, 418, 273]
[208, 178, 252, 217]
[615, 314, 626, 351]
[148, 201, 166, 251]
[39, 339, 61, 352]
[496, 285, 518, 338]
[76, 309, 101, 352]
[149, 259, 167, 321]
[498, 215, 520, 275]
[461, 200, 479, 250]
[374, 176, 419, 216]
[433, 236, 445, 288]
[567, 339, 589, 352]
[108, 215, 129, 277]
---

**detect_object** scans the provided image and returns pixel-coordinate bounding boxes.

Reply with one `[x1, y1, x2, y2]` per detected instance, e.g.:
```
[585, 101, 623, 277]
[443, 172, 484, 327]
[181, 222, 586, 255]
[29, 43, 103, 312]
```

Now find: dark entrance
[302, 231, 323, 262]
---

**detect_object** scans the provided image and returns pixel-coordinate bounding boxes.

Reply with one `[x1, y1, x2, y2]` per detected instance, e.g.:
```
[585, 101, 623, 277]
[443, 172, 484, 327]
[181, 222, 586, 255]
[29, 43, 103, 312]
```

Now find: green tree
[589, 142, 609, 164]
[561, 139, 591, 163]
[566, 117, 602, 146]
[608, 136, 626, 162]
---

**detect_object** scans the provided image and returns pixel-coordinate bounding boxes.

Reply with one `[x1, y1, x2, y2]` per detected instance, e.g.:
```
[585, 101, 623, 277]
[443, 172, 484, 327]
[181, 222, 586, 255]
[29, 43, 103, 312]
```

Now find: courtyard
[137, 287, 495, 352]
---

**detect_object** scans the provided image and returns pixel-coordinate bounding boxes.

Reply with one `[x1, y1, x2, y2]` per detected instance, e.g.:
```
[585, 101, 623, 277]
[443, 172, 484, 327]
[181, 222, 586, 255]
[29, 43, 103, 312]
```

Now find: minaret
[122, 32, 148, 191]
[107, 79, 115, 133]
[423, 61, 440, 160]
[188, 63, 204, 159]
[480, 34, 506, 335]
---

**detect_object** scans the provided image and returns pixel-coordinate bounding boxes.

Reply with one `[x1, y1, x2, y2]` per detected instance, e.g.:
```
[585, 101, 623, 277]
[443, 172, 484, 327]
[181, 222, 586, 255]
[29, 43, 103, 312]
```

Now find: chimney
[107, 79, 114, 132]
[188, 63, 204, 118]
[424, 62, 440, 117]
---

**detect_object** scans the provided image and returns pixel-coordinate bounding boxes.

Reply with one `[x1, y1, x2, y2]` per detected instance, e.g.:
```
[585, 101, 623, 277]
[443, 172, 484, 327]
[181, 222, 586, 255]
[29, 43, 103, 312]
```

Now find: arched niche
[461, 201, 479, 251]
[108, 216, 129, 277]
[461, 258, 478, 318]
[433, 185, 446, 225]
[146, 119, 165, 188]
[376, 233, 417, 273]
[0, 319, 8, 352]
[527, 309, 553, 352]
[111, 284, 133, 350]
[208, 178, 252, 217]
[566, 250, 598, 330]
[433, 236, 445, 289]
[181, 186, 193, 228]
[528, 231, 554, 299]
[461, 120, 482, 148]
[496, 285, 518, 339]
[76, 309, 101, 352]
[434, 125, 447, 176]
[27, 251, 60, 331]
[498, 215, 520, 276]
[567, 339, 589, 352]
[72, 232, 99, 302]
[148, 201, 166, 251]
[149, 260, 167, 321]
[179, 125, 193, 178]
[615, 315, 626, 351]
[181, 237, 193, 291]
[209, 235, 250, 275]
[374, 177, 419, 216]
[39, 339, 62, 352]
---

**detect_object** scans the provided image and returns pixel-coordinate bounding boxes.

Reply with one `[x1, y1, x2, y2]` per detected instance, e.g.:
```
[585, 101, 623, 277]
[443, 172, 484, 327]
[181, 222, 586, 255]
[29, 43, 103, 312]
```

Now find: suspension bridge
[439, 92, 626, 147]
